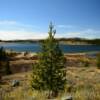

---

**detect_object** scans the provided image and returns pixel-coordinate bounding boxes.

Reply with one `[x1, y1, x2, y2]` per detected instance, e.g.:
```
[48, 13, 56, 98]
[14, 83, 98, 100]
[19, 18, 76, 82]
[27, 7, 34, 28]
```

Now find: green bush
[0, 47, 7, 61]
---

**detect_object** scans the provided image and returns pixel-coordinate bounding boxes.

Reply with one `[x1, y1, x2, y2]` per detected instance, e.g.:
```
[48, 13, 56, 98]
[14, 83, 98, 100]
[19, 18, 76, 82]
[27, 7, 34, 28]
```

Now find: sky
[0, 0, 100, 40]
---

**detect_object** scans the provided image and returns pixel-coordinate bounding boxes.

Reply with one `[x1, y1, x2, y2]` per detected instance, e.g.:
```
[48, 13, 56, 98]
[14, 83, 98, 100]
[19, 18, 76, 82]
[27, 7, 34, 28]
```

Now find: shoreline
[1, 41, 100, 45]
[6, 48, 99, 55]
[0, 46, 98, 76]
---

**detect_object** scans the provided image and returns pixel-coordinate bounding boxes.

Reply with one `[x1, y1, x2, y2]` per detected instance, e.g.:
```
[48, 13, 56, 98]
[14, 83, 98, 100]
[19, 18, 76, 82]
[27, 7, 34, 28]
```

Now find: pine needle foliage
[31, 23, 66, 98]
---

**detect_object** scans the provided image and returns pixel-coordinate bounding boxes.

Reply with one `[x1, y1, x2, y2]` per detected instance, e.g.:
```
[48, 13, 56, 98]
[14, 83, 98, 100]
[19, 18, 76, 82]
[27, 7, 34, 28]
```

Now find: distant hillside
[1, 38, 100, 45]
[58, 38, 100, 45]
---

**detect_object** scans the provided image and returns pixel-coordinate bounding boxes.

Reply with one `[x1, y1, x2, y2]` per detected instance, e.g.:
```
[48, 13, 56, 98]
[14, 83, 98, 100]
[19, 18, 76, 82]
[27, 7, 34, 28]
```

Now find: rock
[61, 95, 73, 100]
[11, 80, 20, 87]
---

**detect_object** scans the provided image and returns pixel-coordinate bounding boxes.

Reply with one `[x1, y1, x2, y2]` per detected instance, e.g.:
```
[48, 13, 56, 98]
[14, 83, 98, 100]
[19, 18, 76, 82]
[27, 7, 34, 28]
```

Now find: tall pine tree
[31, 23, 66, 98]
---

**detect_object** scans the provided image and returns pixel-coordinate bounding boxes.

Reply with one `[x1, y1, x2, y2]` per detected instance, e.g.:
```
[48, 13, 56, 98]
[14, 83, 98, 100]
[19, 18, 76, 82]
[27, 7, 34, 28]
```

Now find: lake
[0, 43, 100, 53]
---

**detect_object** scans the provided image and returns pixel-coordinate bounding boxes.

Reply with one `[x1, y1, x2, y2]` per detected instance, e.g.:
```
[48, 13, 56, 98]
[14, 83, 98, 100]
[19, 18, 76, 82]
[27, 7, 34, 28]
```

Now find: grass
[0, 67, 100, 100]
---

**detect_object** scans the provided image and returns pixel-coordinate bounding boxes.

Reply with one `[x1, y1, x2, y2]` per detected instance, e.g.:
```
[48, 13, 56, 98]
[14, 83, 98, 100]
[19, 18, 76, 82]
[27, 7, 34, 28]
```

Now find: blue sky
[0, 0, 100, 40]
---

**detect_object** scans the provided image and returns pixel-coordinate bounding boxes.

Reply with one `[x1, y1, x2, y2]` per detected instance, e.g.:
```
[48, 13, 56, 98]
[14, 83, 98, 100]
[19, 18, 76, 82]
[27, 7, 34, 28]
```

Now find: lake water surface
[0, 43, 100, 53]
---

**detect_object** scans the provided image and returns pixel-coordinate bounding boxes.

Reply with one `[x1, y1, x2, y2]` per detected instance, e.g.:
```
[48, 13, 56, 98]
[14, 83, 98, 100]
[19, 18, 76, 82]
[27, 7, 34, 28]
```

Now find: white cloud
[64, 29, 100, 39]
[0, 20, 100, 40]
[0, 30, 48, 40]
[0, 20, 17, 25]
[81, 29, 100, 34]
[57, 25, 74, 28]
[0, 20, 38, 30]
[0, 20, 45, 40]
[80, 29, 100, 39]
[1, 28, 100, 40]
[66, 32, 81, 37]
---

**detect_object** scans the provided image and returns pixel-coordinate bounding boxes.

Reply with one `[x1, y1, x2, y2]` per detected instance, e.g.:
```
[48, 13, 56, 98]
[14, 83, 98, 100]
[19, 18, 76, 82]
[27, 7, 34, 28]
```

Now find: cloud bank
[0, 20, 100, 40]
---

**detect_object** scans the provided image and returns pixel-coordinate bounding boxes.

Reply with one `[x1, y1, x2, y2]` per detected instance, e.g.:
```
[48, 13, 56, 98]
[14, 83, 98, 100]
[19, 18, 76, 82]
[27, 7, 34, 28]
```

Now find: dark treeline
[0, 47, 8, 61]
[1, 38, 100, 45]
[86, 39, 100, 45]
[58, 38, 100, 45]
[0, 39, 41, 43]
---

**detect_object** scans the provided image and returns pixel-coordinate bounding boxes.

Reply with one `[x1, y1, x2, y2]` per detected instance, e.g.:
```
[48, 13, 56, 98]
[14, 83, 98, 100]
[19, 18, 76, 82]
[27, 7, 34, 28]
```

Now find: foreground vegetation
[0, 67, 100, 100]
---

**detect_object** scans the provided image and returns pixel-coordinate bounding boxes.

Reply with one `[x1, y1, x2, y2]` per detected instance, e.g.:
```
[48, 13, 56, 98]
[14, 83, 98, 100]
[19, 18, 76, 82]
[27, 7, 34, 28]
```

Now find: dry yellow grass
[0, 67, 100, 100]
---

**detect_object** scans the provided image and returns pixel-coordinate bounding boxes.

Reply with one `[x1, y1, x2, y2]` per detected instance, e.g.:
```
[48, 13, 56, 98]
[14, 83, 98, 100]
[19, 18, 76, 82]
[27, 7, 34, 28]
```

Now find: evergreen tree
[0, 62, 2, 83]
[0, 47, 7, 61]
[0, 47, 7, 82]
[31, 23, 66, 98]
[0, 47, 11, 75]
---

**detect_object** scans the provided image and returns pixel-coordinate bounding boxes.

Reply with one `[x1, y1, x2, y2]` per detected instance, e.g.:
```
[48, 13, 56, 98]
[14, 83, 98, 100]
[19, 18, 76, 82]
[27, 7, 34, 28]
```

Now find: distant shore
[1, 37, 100, 45]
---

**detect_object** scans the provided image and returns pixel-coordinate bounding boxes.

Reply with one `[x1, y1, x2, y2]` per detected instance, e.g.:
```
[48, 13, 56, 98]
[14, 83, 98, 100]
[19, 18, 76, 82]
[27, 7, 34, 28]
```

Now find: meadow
[0, 53, 100, 100]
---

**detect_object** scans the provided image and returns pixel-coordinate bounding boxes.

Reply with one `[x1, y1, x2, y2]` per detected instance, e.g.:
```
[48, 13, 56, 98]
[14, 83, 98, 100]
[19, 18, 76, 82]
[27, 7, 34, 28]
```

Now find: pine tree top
[48, 22, 56, 39]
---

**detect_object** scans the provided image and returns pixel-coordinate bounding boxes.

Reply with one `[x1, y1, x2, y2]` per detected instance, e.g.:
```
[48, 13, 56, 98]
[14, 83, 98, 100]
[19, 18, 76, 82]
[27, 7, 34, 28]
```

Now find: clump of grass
[74, 88, 100, 100]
